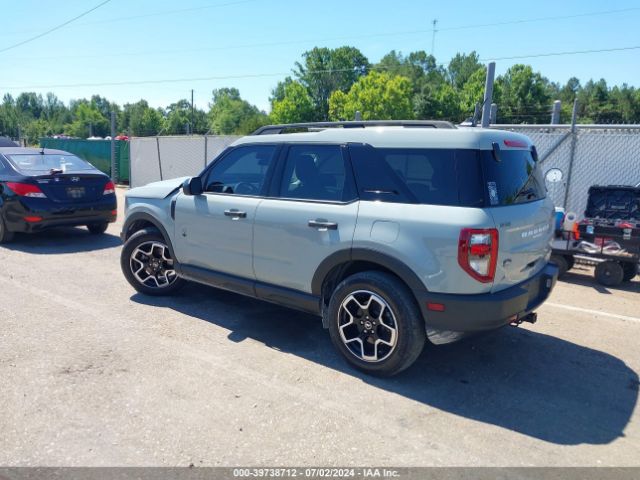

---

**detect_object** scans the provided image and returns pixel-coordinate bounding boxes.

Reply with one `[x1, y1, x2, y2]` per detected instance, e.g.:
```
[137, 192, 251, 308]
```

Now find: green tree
[0, 94, 19, 138]
[496, 64, 552, 123]
[295, 46, 369, 120]
[65, 102, 109, 138]
[270, 81, 315, 124]
[378, 50, 445, 94]
[164, 99, 208, 135]
[458, 67, 489, 118]
[209, 88, 268, 135]
[122, 100, 163, 136]
[413, 82, 462, 121]
[328, 71, 413, 121]
[447, 52, 483, 89]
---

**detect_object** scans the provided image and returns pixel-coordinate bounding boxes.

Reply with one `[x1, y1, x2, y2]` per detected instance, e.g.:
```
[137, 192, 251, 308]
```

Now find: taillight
[6, 182, 46, 198]
[103, 181, 115, 195]
[458, 228, 499, 283]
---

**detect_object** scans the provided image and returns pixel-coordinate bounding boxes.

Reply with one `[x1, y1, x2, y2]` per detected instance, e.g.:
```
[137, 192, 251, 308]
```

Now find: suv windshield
[6, 154, 94, 173]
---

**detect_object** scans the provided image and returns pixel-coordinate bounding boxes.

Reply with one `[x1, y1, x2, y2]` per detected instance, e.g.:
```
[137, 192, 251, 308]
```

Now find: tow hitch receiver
[510, 312, 538, 327]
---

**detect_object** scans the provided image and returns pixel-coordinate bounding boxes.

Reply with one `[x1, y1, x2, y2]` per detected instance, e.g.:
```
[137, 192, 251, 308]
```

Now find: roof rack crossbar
[251, 120, 455, 135]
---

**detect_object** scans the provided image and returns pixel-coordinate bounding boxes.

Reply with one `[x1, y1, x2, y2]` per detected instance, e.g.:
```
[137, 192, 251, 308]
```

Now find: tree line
[1, 47, 639, 145]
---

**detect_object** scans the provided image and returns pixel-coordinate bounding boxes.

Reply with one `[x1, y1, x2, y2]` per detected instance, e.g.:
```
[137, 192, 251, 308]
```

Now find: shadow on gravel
[1, 227, 121, 254]
[132, 282, 639, 446]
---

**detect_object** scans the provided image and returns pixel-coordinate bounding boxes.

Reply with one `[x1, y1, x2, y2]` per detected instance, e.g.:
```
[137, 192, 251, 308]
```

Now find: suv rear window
[480, 150, 546, 205]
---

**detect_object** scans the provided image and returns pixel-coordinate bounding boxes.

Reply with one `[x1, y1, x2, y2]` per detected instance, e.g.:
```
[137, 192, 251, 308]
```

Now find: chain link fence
[130, 135, 239, 188]
[492, 125, 640, 217]
[131, 127, 640, 219]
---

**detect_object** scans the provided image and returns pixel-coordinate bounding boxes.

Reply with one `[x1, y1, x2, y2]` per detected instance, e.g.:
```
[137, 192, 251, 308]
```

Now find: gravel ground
[0, 187, 639, 466]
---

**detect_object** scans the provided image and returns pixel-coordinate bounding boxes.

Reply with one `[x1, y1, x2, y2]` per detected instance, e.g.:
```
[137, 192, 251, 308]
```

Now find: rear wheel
[0, 214, 14, 244]
[551, 254, 569, 278]
[87, 222, 109, 235]
[0, 215, 13, 243]
[622, 263, 638, 282]
[595, 261, 624, 287]
[327, 271, 425, 377]
[121, 228, 185, 296]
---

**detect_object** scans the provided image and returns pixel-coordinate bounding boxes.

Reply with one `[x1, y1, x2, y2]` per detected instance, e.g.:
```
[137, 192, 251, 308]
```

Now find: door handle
[224, 209, 247, 219]
[308, 220, 338, 230]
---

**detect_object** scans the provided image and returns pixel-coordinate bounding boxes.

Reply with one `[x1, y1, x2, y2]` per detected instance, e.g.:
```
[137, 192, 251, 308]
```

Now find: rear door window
[278, 144, 356, 202]
[480, 150, 546, 205]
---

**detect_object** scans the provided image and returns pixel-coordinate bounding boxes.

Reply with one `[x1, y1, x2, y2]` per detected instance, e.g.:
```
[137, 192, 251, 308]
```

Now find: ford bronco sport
[120, 121, 558, 376]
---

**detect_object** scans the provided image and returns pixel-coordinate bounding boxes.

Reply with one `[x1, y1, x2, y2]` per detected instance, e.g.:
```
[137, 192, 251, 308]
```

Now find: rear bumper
[416, 262, 559, 332]
[3, 199, 117, 233]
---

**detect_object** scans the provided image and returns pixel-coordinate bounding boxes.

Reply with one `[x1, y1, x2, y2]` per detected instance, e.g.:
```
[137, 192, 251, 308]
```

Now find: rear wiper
[49, 168, 63, 175]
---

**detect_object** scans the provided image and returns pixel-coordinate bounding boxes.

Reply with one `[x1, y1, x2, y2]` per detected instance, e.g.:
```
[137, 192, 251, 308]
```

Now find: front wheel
[327, 271, 425, 377]
[121, 228, 185, 296]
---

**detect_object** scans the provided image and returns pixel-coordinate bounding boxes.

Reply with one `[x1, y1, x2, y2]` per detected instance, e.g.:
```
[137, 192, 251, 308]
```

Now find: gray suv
[120, 121, 558, 376]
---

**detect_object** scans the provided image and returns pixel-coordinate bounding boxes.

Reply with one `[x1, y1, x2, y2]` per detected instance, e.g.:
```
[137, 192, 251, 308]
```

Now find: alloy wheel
[130, 241, 178, 289]
[337, 290, 398, 363]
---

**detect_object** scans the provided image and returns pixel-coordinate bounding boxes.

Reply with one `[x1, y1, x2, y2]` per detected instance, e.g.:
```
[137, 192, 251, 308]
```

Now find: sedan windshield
[6, 154, 94, 173]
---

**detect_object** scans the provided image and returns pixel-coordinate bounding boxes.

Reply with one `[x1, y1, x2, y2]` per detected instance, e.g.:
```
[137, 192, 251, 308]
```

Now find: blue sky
[0, 0, 638, 112]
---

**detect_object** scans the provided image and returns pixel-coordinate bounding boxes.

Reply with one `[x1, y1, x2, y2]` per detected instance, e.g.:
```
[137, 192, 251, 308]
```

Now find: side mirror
[182, 177, 203, 196]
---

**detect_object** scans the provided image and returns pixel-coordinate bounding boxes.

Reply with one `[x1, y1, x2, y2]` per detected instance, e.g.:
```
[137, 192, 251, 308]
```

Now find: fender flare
[121, 212, 177, 261]
[311, 248, 426, 297]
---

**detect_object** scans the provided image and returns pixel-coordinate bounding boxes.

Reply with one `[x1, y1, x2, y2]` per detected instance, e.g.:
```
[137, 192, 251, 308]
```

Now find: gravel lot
[1, 187, 639, 466]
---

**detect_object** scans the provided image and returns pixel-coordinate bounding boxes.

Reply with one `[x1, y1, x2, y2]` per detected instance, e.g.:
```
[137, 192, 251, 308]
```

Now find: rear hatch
[480, 147, 554, 292]
[34, 173, 109, 204]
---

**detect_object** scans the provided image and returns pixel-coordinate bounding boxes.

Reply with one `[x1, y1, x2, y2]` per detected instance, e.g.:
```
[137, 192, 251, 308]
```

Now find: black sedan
[0, 146, 117, 243]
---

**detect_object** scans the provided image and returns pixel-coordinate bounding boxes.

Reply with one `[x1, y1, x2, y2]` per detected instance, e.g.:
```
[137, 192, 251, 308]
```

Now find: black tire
[87, 222, 109, 235]
[551, 254, 569, 278]
[565, 255, 575, 271]
[327, 271, 425, 377]
[0, 214, 14, 244]
[121, 228, 185, 296]
[595, 261, 625, 287]
[622, 263, 638, 282]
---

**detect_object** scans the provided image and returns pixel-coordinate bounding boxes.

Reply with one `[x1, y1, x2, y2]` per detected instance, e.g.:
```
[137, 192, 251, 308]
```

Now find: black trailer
[551, 185, 640, 287]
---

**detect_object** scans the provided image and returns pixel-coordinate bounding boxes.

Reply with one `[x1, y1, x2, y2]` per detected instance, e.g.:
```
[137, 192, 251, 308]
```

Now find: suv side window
[279, 144, 356, 202]
[204, 145, 276, 196]
[349, 144, 485, 207]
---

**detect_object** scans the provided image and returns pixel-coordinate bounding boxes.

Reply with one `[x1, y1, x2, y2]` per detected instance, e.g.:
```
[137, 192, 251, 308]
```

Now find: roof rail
[251, 120, 456, 135]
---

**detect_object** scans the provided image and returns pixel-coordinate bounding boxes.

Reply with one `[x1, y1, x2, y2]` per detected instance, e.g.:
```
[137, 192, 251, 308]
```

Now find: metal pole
[204, 134, 208, 168]
[431, 19, 438, 56]
[481, 62, 496, 128]
[551, 100, 561, 125]
[156, 136, 163, 181]
[563, 99, 579, 209]
[110, 111, 117, 182]
[191, 89, 194, 135]
[490, 103, 498, 125]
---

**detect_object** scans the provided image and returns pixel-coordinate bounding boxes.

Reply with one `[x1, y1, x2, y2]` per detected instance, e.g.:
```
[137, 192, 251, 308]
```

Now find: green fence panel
[39, 138, 130, 183]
